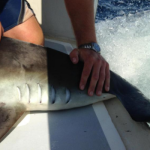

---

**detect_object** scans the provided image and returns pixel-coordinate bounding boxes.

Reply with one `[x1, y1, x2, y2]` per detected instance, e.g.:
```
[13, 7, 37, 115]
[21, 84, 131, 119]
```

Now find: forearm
[64, 0, 97, 46]
[65, 0, 110, 96]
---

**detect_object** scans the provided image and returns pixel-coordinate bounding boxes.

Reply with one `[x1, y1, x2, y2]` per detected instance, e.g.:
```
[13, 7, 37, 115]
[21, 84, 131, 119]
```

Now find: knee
[25, 26, 44, 46]
[22, 16, 45, 46]
[16, 19, 45, 46]
[3, 16, 45, 46]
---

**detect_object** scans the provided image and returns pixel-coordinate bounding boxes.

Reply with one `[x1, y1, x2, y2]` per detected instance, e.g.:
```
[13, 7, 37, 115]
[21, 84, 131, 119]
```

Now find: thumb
[69, 48, 79, 64]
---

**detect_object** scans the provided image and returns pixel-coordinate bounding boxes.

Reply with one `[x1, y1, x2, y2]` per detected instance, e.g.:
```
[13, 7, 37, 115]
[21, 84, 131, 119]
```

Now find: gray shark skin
[0, 37, 114, 111]
[108, 72, 150, 122]
[0, 37, 150, 122]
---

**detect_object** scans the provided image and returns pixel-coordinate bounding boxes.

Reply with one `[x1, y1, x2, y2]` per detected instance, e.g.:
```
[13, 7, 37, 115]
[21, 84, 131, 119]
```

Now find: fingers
[79, 50, 110, 96]
[104, 63, 110, 92]
[88, 60, 101, 96]
[69, 48, 79, 64]
[88, 59, 108, 96]
[95, 62, 106, 96]
[79, 60, 93, 90]
[70, 48, 110, 96]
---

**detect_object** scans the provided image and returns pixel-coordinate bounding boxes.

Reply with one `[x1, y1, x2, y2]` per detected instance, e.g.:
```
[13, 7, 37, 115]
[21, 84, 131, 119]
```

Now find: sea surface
[95, 0, 150, 98]
[96, 0, 150, 22]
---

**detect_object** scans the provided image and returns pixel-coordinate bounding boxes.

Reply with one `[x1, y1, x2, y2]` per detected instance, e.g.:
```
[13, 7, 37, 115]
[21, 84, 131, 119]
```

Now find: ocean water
[95, 0, 150, 98]
[95, 0, 150, 22]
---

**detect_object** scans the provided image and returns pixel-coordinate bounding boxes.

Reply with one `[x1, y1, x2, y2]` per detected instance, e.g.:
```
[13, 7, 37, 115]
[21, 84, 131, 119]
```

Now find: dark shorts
[0, 0, 34, 31]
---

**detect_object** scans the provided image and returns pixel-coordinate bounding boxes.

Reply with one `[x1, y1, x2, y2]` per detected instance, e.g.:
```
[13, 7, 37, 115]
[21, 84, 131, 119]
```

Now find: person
[0, 0, 110, 96]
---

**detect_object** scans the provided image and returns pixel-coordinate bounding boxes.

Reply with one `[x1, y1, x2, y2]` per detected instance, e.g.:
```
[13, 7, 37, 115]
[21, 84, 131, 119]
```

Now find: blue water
[95, 0, 150, 22]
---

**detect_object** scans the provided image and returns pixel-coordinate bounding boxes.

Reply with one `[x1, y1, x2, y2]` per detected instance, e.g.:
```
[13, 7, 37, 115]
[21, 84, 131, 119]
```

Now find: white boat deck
[0, 102, 125, 150]
[104, 98, 150, 150]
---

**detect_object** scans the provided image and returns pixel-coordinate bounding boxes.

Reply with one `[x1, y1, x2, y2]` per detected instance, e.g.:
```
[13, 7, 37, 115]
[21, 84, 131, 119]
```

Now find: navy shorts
[0, 0, 34, 31]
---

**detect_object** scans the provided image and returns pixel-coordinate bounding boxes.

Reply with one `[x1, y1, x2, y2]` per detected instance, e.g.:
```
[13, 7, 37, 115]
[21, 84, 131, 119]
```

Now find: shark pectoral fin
[0, 102, 26, 141]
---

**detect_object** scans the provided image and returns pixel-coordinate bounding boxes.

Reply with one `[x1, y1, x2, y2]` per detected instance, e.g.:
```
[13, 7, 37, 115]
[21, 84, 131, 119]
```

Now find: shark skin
[0, 37, 150, 122]
[0, 37, 115, 112]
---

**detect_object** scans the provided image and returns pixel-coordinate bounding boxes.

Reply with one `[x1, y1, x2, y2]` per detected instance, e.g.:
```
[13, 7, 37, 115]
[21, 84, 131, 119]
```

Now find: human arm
[64, 0, 110, 96]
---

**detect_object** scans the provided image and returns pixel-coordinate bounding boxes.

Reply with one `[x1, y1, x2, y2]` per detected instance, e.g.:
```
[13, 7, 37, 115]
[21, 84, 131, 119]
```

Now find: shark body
[0, 37, 150, 122]
[0, 37, 114, 111]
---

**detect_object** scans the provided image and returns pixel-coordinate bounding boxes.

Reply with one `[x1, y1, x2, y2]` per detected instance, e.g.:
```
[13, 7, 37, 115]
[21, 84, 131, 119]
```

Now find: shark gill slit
[66, 88, 71, 103]
[37, 83, 42, 103]
[26, 83, 30, 103]
[51, 86, 56, 104]
[16, 86, 21, 101]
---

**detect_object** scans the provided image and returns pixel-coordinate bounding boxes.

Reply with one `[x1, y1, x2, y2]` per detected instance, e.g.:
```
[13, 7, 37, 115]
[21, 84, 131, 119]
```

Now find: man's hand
[65, 0, 110, 96]
[70, 48, 110, 96]
[0, 22, 4, 41]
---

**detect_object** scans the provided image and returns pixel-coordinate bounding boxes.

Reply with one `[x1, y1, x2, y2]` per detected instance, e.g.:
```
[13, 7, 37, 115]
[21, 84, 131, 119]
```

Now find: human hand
[0, 22, 4, 41]
[70, 48, 110, 96]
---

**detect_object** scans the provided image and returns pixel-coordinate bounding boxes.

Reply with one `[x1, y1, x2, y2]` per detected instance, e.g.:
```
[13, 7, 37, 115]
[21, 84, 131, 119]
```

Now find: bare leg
[3, 16, 44, 46]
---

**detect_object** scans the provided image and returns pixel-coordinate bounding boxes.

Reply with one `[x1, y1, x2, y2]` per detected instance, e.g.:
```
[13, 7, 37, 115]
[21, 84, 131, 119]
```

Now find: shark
[0, 37, 150, 139]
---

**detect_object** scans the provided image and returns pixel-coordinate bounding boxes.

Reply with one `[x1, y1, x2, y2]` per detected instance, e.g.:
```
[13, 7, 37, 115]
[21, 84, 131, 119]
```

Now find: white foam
[96, 10, 150, 98]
